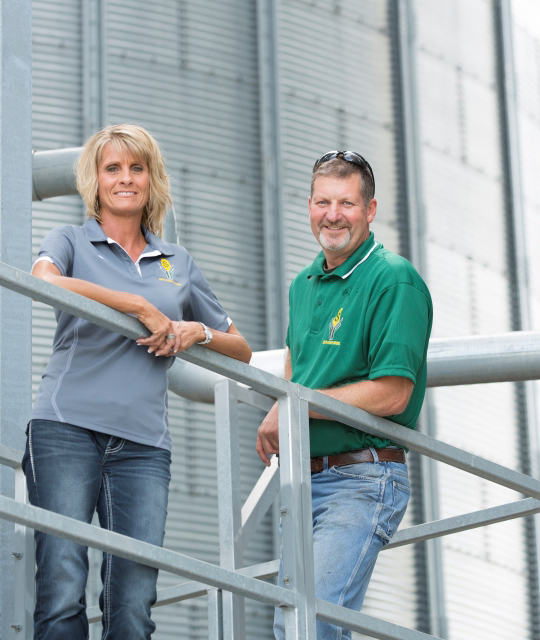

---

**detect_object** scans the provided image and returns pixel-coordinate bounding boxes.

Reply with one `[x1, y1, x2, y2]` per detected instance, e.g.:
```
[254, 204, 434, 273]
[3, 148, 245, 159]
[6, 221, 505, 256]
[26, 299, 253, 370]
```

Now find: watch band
[196, 322, 212, 345]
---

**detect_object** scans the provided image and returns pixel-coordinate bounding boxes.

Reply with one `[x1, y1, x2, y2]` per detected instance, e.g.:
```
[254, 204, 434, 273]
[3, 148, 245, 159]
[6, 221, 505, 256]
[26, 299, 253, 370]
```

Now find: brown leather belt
[311, 448, 406, 474]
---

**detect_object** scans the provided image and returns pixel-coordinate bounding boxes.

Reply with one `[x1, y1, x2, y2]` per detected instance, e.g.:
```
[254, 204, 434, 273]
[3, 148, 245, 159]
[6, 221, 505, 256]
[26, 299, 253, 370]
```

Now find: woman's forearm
[34, 267, 146, 316]
[33, 263, 171, 341]
[33, 263, 251, 362]
[205, 325, 252, 363]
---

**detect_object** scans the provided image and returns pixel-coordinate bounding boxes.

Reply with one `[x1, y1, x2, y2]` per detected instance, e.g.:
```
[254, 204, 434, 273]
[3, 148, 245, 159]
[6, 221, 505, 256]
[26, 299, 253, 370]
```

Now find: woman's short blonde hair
[76, 124, 171, 236]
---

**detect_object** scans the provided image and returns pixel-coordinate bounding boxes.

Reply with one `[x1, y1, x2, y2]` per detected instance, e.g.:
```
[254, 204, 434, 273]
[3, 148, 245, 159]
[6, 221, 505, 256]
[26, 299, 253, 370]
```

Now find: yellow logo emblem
[323, 308, 343, 345]
[159, 258, 175, 280]
[158, 257, 181, 285]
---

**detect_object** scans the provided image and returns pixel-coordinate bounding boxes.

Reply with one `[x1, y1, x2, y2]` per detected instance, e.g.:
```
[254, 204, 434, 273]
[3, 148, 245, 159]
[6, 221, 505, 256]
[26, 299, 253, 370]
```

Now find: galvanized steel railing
[2, 259, 540, 639]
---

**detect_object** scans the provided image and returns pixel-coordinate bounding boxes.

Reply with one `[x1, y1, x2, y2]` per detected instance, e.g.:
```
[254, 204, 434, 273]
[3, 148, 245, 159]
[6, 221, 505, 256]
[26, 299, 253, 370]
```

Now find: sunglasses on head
[313, 150, 375, 194]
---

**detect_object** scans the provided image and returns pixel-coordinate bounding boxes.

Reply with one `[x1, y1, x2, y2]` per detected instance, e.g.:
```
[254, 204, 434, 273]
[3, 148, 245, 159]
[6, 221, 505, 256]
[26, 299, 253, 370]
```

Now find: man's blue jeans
[274, 453, 410, 639]
[22, 419, 171, 640]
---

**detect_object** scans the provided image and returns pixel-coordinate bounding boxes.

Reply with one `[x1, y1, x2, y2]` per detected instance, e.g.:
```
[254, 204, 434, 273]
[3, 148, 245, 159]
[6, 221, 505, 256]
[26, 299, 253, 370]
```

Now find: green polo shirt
[286, 232, 432, 457]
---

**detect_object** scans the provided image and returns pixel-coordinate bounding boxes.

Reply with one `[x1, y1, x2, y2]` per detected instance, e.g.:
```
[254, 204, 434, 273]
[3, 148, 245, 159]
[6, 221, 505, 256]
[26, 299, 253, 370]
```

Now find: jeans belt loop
[369, 446, 379, 463]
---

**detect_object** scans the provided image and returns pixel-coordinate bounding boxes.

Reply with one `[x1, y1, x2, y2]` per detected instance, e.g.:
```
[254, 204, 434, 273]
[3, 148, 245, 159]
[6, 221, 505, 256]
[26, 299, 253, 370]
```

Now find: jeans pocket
[330, 462, 385, 481]
[374, 475, 411, 546]
[386, 480, 410, 542]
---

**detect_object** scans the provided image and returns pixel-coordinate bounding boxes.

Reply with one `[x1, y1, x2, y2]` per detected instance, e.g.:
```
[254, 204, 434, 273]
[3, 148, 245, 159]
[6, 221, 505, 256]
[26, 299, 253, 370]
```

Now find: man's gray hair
[310, 157, 375, 207]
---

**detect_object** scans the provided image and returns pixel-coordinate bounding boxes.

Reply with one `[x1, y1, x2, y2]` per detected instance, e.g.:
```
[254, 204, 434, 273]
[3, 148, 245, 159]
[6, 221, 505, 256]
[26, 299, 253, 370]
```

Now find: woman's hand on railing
[139, 320, 205, 357]
[134, 301, 176, 354]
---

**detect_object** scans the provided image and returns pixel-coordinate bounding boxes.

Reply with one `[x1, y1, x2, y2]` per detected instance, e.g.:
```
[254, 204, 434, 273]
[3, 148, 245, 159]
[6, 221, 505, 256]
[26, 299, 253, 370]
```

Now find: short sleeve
[367, 283, 431, 384]
[183, 255, 231, 332]
[36, 226, 75, 276]
[285, 286, 293, 348]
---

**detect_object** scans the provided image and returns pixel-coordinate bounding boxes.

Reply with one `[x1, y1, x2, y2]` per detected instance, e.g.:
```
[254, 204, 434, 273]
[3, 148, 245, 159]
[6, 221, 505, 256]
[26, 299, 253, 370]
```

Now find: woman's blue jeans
[274, 455, 410, 640]
[22, 419, 171, 640]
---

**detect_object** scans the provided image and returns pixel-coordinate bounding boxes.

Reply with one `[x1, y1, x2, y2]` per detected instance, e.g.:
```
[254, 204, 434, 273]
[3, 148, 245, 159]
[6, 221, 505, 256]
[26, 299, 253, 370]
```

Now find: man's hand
[256, 402, 279, 466]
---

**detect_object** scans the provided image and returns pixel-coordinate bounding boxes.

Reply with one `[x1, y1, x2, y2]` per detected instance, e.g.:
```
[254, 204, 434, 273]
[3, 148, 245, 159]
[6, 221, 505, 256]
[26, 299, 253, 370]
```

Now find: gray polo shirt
[31, 218, 231, 450]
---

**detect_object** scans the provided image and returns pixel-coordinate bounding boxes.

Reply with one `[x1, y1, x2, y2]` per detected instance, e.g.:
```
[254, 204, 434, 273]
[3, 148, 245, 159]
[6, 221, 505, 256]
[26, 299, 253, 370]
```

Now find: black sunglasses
[313, 150, 375, 194]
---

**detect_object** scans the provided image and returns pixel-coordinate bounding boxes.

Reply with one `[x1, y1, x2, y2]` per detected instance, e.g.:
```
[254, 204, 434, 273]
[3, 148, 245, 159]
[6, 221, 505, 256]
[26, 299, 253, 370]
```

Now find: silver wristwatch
[197, 322, 212, 345]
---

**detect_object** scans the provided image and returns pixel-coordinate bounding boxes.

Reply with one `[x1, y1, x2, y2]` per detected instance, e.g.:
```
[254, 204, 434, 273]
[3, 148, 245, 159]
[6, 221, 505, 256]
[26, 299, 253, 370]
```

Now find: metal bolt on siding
[283, 575, 291, 585]
[280, 506, 288, 516]
[11, 551, 22, 559]
[10, 624, 22, 632]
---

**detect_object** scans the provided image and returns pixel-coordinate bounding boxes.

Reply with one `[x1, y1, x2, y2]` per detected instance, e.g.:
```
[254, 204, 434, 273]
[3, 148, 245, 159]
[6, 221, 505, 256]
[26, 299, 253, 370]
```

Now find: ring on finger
[166, 333, 175, 341]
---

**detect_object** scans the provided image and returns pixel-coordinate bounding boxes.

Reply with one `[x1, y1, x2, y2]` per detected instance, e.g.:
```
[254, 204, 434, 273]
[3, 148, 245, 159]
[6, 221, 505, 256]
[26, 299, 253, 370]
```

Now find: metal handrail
[2, 261, 540, 639]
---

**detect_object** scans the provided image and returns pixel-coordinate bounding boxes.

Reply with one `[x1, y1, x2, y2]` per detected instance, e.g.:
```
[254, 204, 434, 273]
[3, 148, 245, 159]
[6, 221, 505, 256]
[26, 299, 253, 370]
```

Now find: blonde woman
[24, 124, 251, 639]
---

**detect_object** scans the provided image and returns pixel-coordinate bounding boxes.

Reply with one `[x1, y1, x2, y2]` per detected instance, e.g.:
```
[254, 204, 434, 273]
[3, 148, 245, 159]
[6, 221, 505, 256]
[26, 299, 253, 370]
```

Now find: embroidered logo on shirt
[323, 308, 343, 345]
[160, 258, 174, 279]
[158, 258, 182, 286]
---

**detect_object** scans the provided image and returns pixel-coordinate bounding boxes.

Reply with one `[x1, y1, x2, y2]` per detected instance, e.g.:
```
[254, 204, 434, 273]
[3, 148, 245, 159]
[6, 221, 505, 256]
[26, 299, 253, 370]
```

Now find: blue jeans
[274, 453, 410, 639]
[22, 419, 171, 640]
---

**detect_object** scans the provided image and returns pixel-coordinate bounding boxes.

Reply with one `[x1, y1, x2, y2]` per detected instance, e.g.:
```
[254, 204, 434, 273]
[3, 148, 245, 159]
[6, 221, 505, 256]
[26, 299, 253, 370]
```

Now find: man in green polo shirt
[257, 151, 432, 639]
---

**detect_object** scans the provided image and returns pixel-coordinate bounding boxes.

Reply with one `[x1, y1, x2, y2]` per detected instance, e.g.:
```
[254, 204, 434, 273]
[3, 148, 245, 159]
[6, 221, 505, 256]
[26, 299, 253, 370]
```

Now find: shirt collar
[308, 232, 379, 279]
[82, 218, 175, 256]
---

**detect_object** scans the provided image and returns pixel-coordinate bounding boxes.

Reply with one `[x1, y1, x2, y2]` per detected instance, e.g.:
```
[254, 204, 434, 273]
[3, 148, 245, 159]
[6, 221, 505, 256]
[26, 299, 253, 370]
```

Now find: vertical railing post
[13, 467, 34, 640]
[214, 379, 245, 639]
[207, 588, 223, 640]
[0, 2, 33, 638]
[277, 387, 316, 639]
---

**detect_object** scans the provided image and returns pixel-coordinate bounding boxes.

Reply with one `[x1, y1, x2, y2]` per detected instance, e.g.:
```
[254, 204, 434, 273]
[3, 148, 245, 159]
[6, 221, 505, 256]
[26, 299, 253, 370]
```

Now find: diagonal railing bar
[0, 261, 150, 340]
[0, 495, 296, 608]
[385, 498, 540, 549]
[316, 599, 440, 640]
[241, 455, 280, 551]
[130, 497, 540, 615]
[87, 493, 540, 621]
[87, 559, 282, 623]
[237, 386, 275, 412]
[297, 389, 540, 500]
[178, 346, 540, 501]
[0, 443, 23, 469]
[2, 263, 540, 498]
[3, 261, 540, 637]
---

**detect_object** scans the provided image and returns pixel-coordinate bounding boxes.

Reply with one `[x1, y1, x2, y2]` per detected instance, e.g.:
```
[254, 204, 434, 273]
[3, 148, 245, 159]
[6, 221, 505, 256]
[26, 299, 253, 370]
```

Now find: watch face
[198, 322, 212, 344]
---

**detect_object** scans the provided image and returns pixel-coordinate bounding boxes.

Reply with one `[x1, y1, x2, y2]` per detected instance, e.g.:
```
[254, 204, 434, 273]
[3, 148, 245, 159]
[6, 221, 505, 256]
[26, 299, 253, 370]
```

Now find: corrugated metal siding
[29, 0, 540, 638]
[415, 0, 530, 637]
[31, 0, 85, 397]
[276, 1, 417, 636]
[102, 1, 272, 638]
[276, 0, 398, 295]
[278, 0, 402, 287]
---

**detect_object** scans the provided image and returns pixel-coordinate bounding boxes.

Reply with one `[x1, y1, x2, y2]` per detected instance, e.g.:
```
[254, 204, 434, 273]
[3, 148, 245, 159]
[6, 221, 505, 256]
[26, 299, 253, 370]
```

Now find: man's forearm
[309, 376, 414, 419]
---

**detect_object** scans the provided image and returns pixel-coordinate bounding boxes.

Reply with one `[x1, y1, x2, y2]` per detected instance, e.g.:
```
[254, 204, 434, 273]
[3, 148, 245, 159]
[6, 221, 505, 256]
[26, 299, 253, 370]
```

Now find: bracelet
[197, 322, 212, 345]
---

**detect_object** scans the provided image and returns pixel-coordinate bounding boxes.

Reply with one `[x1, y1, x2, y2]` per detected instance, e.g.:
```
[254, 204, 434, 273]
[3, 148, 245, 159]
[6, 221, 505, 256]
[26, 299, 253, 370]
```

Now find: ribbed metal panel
[102, 1, 272, 638]
[31, 0, 84, 398]
[415, 0, 530, 637]
[277, 0, 402, 288]
[29, 1, 540, 638]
